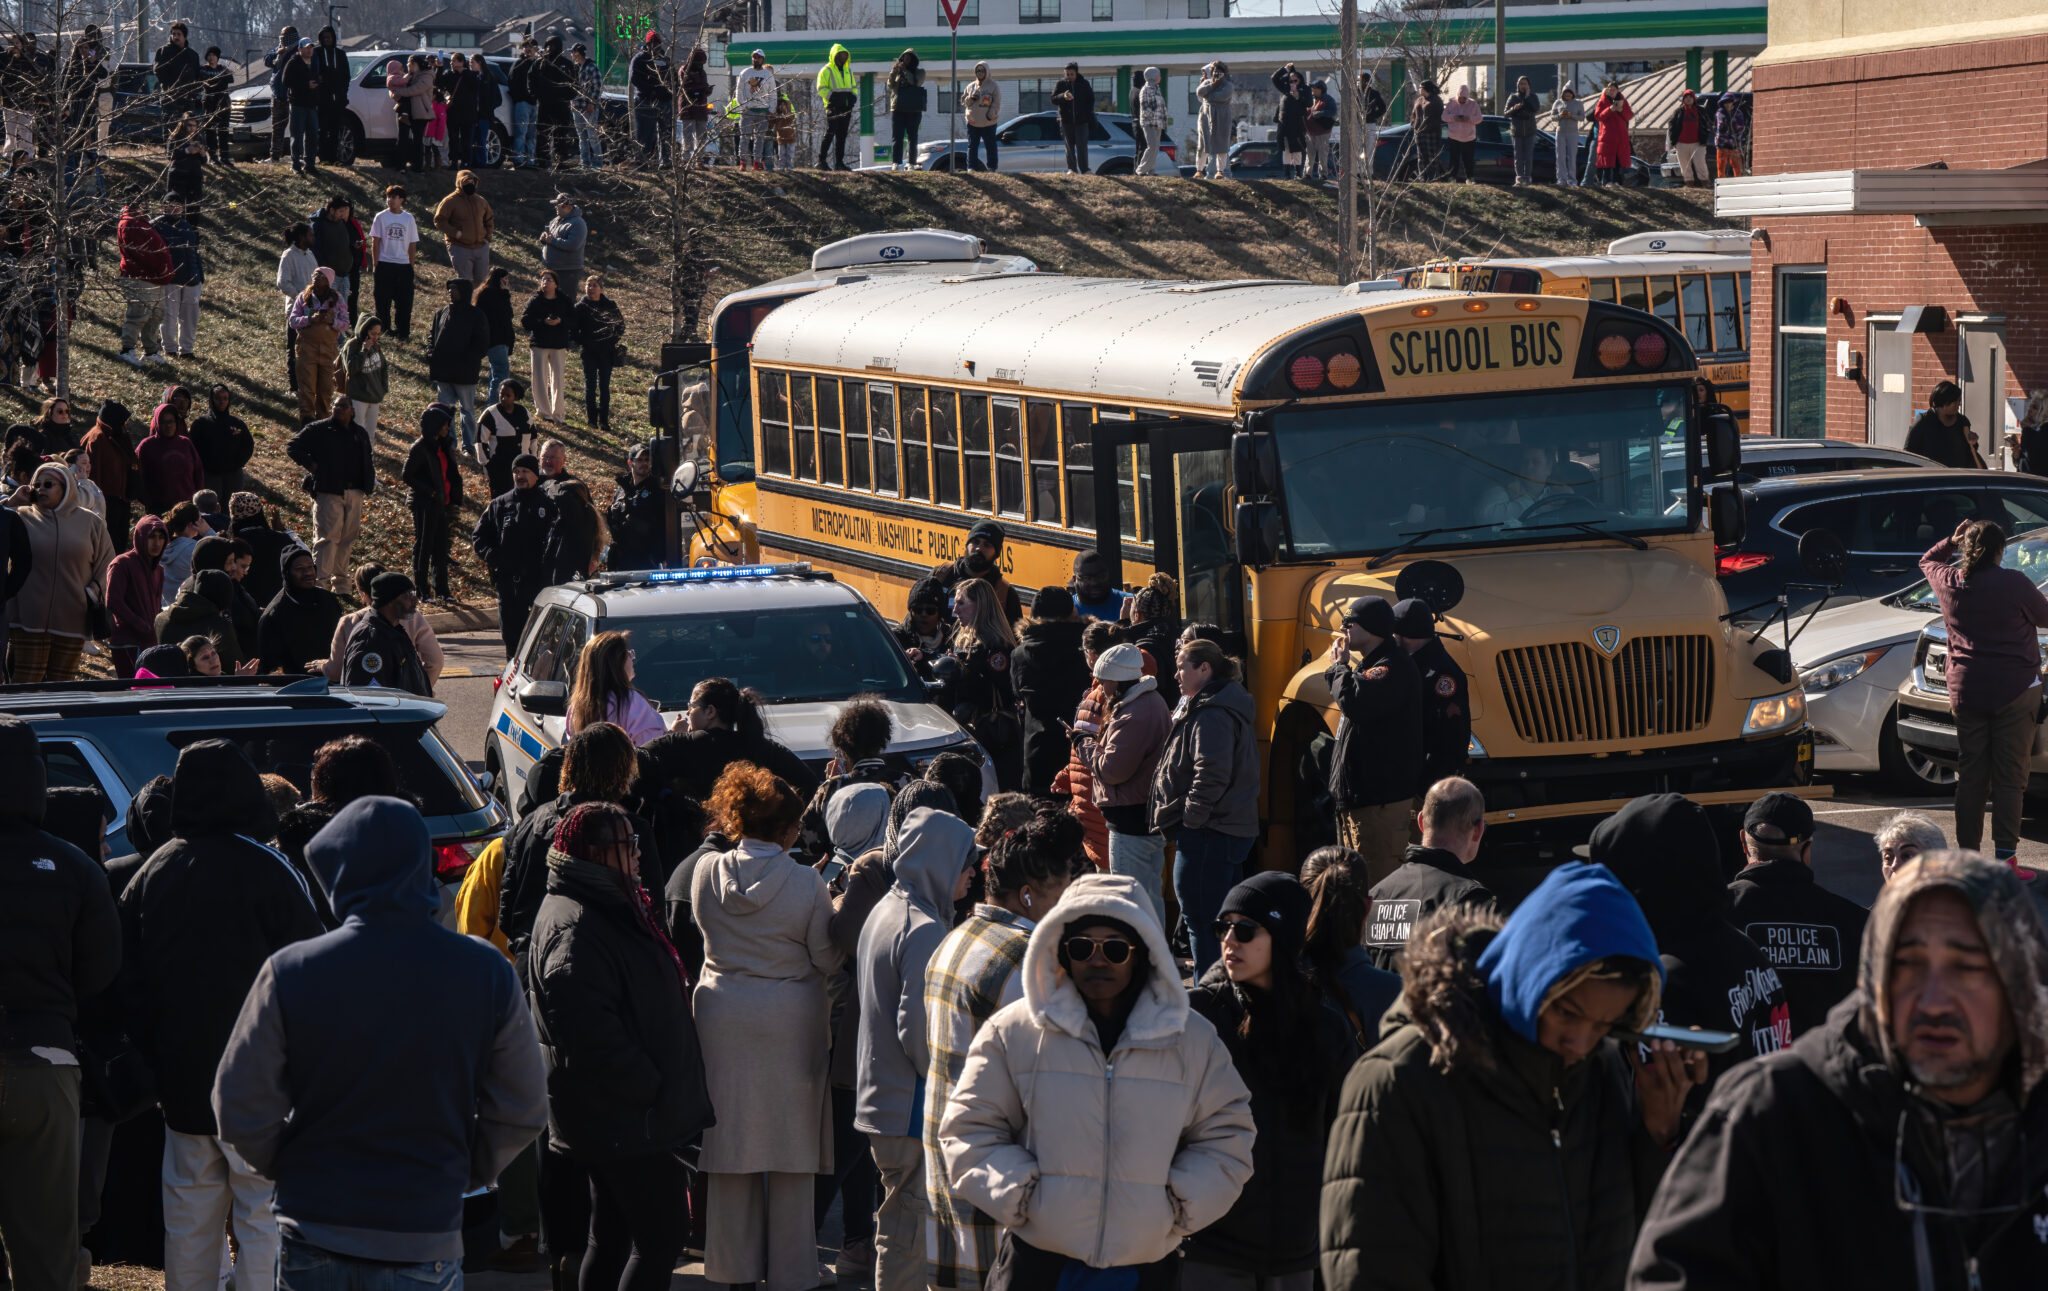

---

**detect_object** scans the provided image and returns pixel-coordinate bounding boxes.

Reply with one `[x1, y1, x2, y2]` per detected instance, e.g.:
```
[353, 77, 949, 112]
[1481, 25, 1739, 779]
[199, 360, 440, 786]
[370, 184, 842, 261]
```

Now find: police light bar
[638, 562, 813, 583]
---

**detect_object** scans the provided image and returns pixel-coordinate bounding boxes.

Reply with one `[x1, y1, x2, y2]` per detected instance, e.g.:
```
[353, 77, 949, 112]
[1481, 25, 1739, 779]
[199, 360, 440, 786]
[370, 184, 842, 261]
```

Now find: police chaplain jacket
[1363, 844, 1495, 973]
[1325, 638, 1425, 810]
[343, 612, 432, 697]
[1724, 856, 1867, 1036]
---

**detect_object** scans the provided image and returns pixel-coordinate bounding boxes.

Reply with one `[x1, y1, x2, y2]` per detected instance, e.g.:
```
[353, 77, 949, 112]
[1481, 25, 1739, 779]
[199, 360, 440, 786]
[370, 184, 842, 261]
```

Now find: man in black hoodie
[1725, 792, 1869, 1036]
[1011, 585, 1092, 796]
[119, 739, 323, 1291]
[286, 395, 375, 596]
[473, 453, 553, 656]
[311, 28, 349, 165]
[1589, 793, 1793, 1091]
[1392, 596, 1469, 791]
[0, 718, 122, 1288]
[189, 384, 253, 502]
[1363, 775, 1495, 972]
[259, 545, 344, 675]
[230, 493, 294, 609]
[1326, 594, 1425, 885]
[426, 276, 488, 452]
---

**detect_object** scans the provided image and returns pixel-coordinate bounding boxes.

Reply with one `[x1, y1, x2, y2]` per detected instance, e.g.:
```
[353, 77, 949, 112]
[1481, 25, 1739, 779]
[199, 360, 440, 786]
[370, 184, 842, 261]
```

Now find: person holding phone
[1321, 862, 1706, 1291]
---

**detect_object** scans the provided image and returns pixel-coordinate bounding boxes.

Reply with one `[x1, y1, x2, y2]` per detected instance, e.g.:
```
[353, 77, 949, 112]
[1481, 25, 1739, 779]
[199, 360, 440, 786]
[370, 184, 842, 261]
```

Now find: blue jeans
[484, 344, 510, 401]
[290, 105, 320, 168]
[436, 381, 478, 450]
[512, 102, 537, 164]
[1173, 827, 1254, 978]
[279, 1238, 460, 1291]
[575, 111, 603, 168]
[1107, 829, 1167, 926]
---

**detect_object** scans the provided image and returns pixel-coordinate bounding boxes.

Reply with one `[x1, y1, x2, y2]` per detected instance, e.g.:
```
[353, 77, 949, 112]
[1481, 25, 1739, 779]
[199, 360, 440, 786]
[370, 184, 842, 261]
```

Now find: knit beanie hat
[1218, 870, 1313, 970]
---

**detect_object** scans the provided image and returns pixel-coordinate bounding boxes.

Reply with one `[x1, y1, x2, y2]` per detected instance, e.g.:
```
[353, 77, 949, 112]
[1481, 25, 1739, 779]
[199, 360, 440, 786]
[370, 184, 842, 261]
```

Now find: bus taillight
[1633, 332, 1669, 368]
[1596, 332, 1633, 371]
[1289, 354, 1326, 391]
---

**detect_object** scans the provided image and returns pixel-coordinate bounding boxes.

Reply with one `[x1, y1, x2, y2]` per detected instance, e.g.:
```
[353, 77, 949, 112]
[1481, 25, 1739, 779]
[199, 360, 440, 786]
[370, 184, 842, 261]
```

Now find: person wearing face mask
[939, 872, 1255, 1291]
[1320, 862, 1706, 1291]
[432, 169, 494, 288]
[928, 520, 1022, 621]
[1629, 850, 2048, 1291]
[922, 810, 1087, 1291]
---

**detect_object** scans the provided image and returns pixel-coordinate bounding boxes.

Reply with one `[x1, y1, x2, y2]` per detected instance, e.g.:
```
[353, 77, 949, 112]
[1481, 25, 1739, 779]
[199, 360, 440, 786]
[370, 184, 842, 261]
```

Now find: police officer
[1325, 594, 1425, 885]
[1727, 792, 1868, 1035]
[1363, 776, 1496, 972]
[342, 572, 432, 695]
[928, 518, 1023, 621]
[472, 452, 553, 657]
[606, 443, 664, 571]
[1393, 596, 1469, 790]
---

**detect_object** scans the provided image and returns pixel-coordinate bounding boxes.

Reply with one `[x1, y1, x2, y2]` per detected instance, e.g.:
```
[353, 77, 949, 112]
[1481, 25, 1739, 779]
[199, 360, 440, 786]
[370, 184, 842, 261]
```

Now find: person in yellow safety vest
[720, 96, 740, 165]
[817, 43, 858, 170]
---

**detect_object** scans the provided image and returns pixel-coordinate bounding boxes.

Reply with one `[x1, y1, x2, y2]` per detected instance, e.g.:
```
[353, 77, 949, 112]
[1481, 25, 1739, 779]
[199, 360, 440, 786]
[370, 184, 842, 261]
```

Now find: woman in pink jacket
[105, 513, 167, 676]
[136, 400, 204, 513]
[1442, 84, 1483, 181]
[1591, 83, 1634, 185]
[566, 630, 669, 744]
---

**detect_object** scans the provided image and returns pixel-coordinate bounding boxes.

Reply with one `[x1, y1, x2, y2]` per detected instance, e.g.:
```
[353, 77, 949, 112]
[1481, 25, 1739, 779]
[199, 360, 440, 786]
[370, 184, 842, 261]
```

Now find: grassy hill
[50, 161, 1726, 610]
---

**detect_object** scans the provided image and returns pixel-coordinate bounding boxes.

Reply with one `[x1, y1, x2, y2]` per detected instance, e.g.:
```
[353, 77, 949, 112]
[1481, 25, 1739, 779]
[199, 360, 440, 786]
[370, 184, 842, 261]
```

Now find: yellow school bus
[740, 272, 1813, 863]
[1399, 230, 1754, 432]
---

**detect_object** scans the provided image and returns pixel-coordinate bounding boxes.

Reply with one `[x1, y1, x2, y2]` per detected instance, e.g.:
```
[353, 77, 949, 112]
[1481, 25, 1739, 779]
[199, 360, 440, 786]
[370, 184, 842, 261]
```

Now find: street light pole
[1493, 0, 1506, 112]
[1338, 0, 1357, 281]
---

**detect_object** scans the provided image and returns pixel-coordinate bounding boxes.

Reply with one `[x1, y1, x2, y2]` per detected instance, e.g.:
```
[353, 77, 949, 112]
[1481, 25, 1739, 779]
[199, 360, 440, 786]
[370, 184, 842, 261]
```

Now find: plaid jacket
[922, 905, 1031, 1289]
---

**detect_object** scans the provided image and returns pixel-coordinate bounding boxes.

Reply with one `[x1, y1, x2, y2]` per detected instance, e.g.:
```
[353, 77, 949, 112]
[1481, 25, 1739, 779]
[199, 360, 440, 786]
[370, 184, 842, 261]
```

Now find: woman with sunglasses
[9, 461, 114, 682]
[939, 871, 1254, 1291]
[1185, 872, 1355, 1291]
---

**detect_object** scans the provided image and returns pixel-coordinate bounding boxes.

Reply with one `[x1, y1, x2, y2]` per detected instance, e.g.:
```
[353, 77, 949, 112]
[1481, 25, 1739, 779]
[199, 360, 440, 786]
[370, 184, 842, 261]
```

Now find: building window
[938, 78, 957, 113]
[1188, 0, 1209, 14]
[885, 0, 905, 26]
[1018, 78, 1054, 113]
[785, 0, 807, 29]
[1093, 0, 1112, 18]
[1089, 74, 1113, 110]
[1775, 267, 1828, 440]
[960, 0, 979, 23]
[1187, 80, 1200, 115]
[1019, 0, 1059, 23]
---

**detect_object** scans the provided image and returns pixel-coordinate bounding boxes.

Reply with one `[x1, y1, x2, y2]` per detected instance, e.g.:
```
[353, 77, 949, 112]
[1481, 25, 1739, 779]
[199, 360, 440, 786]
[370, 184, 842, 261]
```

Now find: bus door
[1090, 418, 1243, 648]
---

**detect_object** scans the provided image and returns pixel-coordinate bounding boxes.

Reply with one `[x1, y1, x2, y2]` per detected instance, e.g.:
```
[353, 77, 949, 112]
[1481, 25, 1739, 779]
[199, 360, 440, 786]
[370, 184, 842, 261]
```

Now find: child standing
[425, 95, 449, 171]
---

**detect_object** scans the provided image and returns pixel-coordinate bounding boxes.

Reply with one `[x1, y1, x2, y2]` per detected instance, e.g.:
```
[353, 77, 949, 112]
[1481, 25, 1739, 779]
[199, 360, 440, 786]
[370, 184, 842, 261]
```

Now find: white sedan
[1794, 589, 1946, 791]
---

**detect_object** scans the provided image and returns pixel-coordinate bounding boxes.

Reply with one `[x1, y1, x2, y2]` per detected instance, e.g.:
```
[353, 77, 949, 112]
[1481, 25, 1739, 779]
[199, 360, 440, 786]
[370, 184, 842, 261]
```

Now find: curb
[424, 604, 500, 633]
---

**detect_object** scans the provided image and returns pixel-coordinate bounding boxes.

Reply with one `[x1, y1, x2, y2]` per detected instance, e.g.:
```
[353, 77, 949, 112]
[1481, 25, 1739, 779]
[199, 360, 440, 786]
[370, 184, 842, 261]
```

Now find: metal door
[1959, 322, 2008, 466]
[1091, 417, 1243, 645]
[1867, 325, 1914, 448]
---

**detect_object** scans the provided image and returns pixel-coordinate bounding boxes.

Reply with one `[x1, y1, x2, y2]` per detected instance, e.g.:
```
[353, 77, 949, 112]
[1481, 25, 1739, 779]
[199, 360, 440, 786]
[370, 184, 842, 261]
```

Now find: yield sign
[939, 0, 969, 29]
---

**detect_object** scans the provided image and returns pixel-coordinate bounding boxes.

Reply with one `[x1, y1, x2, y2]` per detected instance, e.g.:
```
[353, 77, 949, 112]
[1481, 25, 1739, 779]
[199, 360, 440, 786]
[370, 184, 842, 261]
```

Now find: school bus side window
[1589, 278, 1616, 304]
[1027, 401, 1060, 523]
[870, 385, 899, 495]
[1679, 274, 1712, 353]
[1649, 276, 1679, 333]
[1618, 276, 1648, 313]
[931, 390, 962, 507]
[844, 379, 870, 489]
[901, 386, 932, 501]
[759, 370, 791, 476]
[791, 375, 817, 480]
[992, 399, 1026, 518]
[1062, 403, 1095, 531]
[963, 395, 993, 512]
[818, 377, 844, 485]
[1709, 273, 1742, 352]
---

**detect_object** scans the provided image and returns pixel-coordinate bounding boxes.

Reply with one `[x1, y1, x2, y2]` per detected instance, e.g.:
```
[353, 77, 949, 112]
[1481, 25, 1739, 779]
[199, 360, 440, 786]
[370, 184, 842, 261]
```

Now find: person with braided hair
[923, 809, 1088, 1291]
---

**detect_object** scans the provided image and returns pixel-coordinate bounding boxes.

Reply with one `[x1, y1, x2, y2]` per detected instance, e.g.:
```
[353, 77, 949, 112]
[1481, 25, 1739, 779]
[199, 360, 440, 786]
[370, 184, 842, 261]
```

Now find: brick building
[1716, 2, 2048, 456]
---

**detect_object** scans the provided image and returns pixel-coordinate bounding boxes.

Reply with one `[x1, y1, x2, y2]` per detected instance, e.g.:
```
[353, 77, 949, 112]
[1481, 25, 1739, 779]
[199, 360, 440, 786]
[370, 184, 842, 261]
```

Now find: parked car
[1652, 437, 1933, 511]
[228, 49, 627, 167]
[486, 562, 995, 820]
[1713, 469, 2048, 626]
[11, 673, 501, 876]
[1791, 581, 1948, 791]
[1371, 115, 1652, 186]
[915, 111, 1176, 175]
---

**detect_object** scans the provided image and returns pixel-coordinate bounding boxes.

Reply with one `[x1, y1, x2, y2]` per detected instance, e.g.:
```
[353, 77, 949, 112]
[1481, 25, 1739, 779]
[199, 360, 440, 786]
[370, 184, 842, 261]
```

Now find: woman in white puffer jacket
[938, 872, 1255, 1291]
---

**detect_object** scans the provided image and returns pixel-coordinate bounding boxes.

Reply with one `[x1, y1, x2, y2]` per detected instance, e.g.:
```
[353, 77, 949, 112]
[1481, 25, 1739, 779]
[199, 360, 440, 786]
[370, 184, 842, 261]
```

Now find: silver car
[915, 111, 1176, 175]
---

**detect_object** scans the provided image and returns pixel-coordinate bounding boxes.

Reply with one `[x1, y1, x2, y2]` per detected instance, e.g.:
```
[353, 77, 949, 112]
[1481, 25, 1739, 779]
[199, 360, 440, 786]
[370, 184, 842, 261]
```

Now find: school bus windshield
[1274, 385, 1695, 560]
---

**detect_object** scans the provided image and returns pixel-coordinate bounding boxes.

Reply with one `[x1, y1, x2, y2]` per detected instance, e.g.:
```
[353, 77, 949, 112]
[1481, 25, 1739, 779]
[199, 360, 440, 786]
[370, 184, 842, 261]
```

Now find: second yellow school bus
[741, 271, 1813, 861]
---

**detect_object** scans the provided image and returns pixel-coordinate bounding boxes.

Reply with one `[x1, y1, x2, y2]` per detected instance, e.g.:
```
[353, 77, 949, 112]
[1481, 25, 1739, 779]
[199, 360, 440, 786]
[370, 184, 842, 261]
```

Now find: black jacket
[473, 485, 555, 591]
[510, 56, 540, 106]
[1010, 618, 1091, 797]
[1411, 637, 1470, 787]
[189, 401, 253, 477]
[1364, 844, 1496, 972]
[527, 856, 713, 1162]
[118, 741, 322, 1132]
[1187, 964, 1354, 1273]
[1271, 69, 1309, 131]
[1124, 616, 1180, 673]
[522, 290, 575, 349]
[628, 47, 672, 108]
[426, 300, 490, 387]
[257, 550, 344, 675]
[541, 474, 600, 586]
[927, 553, 1023, 622]
[273, 799, 341, 929]
[1904, 411, 1981, 469]
[571, 296, 626, 365]
[286, 416, 376, 497]
[1725, 858, 1868, 1037]
[476, 284, 515, 351]
[1327, 638, 1425, 810]
[201, 62, 232, 113]
[1052, 75, 1094, 132]
[343, 610, 431, 696]
[642, 726, 820, 805]
[234, 518, 295, 609]
[535, 53, 576, 112]
[607, 472, 665, 571]
[1505, 89, 1541, 125]
[0, 506, 26, 642]
[403, 434, 465, 509]
[153, 41, 201, 103]
[310, 211, 362, 278]
[500, 792, 661, 968]
[311, 38, 348, 107]
[1630, 996, 2048, 1291]
[279, 53, 319, 107]
[0, 719, 122, 1059]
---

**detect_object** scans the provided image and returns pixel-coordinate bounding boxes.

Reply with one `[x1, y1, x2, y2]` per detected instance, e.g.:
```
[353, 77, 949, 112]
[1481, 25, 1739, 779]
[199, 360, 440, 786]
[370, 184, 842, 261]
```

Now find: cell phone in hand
[1615, 1023, 1741, 1054]
[819, 857, 848, 884]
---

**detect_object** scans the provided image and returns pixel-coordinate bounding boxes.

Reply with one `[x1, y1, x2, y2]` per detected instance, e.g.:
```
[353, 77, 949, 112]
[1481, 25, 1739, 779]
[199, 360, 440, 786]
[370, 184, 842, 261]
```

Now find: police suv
[485, 563, 993, 816]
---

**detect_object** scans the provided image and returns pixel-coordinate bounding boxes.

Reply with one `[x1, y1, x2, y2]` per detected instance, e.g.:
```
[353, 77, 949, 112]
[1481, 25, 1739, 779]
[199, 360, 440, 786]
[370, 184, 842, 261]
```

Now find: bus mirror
[1394, 559, 1466, 615]
[1799, 528, 1849, 587]
[1703, 408, 1741, 478]
[1234, 501, 1281, 568]
[1709, 487, 1746, 548]
[648, 383, 680, 432]
[1230, 432, 1281, 500]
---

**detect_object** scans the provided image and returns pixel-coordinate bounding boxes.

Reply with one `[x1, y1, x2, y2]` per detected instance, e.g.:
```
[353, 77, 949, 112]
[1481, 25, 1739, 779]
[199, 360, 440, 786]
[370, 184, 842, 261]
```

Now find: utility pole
[134, 0, 147, 62]
[1492, 0, 1506, 112]
[1338, 0, 1357, 281]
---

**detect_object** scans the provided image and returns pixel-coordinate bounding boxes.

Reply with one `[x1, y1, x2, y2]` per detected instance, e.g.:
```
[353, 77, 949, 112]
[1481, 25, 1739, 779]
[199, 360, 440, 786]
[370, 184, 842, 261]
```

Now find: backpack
[477, 67, 502, 114]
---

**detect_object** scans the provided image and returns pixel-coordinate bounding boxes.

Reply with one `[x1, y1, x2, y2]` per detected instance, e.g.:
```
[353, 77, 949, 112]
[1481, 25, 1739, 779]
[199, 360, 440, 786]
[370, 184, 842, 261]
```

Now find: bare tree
[805, 0, 880, 29]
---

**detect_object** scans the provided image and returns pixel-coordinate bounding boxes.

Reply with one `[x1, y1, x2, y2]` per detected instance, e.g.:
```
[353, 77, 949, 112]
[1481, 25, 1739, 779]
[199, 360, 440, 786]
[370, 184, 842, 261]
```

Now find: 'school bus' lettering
[1381, 320, 1572, 382]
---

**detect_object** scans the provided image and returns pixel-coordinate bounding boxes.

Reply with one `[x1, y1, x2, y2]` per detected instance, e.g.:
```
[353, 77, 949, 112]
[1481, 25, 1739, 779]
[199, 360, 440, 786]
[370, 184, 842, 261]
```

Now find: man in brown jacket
[80, 400, 137, 551]
[432, 169, 494, 288]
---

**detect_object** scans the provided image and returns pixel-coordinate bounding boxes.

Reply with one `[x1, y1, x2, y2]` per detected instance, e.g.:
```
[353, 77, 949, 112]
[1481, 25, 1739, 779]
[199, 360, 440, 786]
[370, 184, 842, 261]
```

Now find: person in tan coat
[432, 169, 495, 288]
[9, 462, 115, 682]
[939, 872, 1255, 1291]
[692, 762, 844, 1291]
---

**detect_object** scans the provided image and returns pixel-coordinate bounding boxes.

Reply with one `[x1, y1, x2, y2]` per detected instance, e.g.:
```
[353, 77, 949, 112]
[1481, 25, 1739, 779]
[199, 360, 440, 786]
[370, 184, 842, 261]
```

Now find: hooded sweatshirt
[106, 514, 167, 647]
[1631, 851, 2048, 1291]
[855, 806, 976, 1137]
[137, 404, 204, 512]
[340, 314, 389, 405]
[188, 387, 252, 480]
[940, 872, 1256, 1269]
[213, 797, 547, 1264]
[10, 463, 114, 640]
[156, 567, 244, 665]
[119, 739, 324, 1133]
[258, 544, 345, 674]
[80, 402, 136, 504]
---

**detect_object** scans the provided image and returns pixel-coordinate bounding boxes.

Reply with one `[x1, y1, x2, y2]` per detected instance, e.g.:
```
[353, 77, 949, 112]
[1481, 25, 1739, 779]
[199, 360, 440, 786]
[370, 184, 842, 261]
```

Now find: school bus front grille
[1494, 635, 1715, 744]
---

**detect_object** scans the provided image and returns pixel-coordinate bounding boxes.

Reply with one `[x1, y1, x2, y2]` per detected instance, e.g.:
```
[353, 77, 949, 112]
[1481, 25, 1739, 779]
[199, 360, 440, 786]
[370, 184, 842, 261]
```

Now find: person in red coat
[1591, 83, 1633, 185]
[136, 399, 204, 514]
[105, 513, 167, 676]
[117, 202, 175, 363]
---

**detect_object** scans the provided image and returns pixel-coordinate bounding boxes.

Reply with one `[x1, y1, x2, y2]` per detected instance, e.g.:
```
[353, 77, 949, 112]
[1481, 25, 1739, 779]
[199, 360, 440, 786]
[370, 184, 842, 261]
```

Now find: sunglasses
[1063, 937, 1133, 966]
[1212, 919, 1262, 945]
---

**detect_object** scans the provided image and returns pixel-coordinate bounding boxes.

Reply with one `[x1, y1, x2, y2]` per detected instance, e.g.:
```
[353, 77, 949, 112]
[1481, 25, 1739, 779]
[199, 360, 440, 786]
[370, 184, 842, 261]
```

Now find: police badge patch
[1434, 674, 1456, 697]
[1364, 665, 1389, 680]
